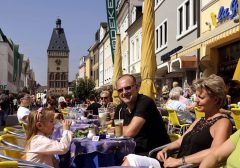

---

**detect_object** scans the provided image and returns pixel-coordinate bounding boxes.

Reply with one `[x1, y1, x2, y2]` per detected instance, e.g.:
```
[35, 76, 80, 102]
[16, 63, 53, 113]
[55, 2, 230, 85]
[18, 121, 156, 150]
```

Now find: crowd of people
[0, 73, 240, 167]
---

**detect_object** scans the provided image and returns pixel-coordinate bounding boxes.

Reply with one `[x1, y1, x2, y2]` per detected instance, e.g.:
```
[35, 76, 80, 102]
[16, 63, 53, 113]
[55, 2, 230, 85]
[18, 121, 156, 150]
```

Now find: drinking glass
[114, 119, 124, 137]
[80, 104, 88, 111]
[98, 108, 107, 127]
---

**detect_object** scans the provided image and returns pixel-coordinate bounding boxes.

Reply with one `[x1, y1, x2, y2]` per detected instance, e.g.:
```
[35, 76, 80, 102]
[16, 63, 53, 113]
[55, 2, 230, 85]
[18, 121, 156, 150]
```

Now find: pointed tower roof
[47, 18, 69, 52]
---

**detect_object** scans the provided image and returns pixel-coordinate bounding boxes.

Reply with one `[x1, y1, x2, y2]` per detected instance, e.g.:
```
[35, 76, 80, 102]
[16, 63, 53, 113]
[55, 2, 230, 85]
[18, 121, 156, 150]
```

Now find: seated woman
[166, 89, 195, 124]
[122, 74, 233, 168]
[199, 129, 240, 168]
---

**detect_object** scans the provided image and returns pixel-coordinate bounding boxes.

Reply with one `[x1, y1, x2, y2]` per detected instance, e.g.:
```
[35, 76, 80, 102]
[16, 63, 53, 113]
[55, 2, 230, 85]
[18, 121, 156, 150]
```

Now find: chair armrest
[0, 153, 53, 168]
[148, 144, 168, 157]
[0, 146, 24, 152]
[148, 143, 179, 158]
[6, 130, 26, 138]
[1, 139, 24, 150]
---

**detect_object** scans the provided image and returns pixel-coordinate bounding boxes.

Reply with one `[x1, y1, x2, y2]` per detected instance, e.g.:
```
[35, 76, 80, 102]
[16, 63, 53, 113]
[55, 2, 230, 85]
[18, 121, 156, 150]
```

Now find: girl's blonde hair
[25, 108, 55, 150]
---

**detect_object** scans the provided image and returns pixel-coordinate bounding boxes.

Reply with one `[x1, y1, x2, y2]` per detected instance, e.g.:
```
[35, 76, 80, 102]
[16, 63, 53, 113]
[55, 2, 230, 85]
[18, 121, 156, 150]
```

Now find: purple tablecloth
[75, 119, 100, 125]
[53, 124, 136, 167]
[71, 138, 136, 156]
[69, 138, 136, 167]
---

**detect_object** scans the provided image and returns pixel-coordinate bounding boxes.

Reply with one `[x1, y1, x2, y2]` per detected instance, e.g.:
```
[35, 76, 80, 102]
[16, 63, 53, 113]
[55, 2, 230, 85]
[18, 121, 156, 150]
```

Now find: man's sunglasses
[100, 97, 108, 100]
[117, 85, 135, 93]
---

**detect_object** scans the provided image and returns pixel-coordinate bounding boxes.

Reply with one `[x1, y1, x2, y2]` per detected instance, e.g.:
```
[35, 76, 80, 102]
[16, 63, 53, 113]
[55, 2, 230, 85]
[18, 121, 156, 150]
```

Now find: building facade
[78, 56, 88, 79]
[171, 0, 240, 84]
[117, 0, 130, 75]
[0, 29, 30, 93]
[200, 0, 240, 82]
[155, 0, 200, 87]
[0, 30, 15, 92]
[126, 4, 143, 82]
[98, 23, 108, 87]
[85, 56, 91, 79]
[47, 18, 69, 95]
[88, 27, 102, 88]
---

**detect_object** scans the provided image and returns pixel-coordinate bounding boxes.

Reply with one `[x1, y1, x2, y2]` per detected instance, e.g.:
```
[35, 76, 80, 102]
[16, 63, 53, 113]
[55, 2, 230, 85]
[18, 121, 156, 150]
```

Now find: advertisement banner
[106, 0, 117, 63]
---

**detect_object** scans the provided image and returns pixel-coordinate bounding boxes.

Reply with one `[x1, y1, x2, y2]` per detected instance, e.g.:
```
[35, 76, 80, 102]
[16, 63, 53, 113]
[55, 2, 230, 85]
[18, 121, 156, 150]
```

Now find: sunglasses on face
[117, 85, 135, 93]
[101, 97, 109, 100]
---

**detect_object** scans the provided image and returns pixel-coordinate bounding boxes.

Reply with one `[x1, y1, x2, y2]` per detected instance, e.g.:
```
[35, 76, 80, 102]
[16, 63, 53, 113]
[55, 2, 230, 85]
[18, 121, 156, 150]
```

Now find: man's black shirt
[114, 94, 170, 154]
[87, 102, 101, 115]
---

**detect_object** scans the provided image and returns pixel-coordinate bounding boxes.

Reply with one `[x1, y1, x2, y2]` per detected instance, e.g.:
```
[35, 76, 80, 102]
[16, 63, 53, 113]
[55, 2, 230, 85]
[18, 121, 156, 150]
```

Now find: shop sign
[105, 0, 117, 63]
[0, 84, 7, 90]
[217, 0, 238, 22]
[161, 46, 183, 61]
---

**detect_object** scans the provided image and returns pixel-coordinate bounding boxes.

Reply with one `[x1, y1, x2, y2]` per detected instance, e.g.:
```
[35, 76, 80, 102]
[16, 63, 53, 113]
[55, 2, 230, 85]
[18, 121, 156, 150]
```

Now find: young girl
[25, 108, 72, 168]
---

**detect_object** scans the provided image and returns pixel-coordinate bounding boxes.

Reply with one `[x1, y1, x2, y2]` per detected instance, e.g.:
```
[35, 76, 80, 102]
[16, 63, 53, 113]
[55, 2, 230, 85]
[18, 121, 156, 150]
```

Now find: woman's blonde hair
[25, 108, 55, 150]
[192, 74, 226, 108]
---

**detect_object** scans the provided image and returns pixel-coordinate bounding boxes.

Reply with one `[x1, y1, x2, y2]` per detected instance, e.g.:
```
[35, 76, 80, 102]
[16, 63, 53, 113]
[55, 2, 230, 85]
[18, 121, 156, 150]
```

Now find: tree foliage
[73, 78, 96, 101]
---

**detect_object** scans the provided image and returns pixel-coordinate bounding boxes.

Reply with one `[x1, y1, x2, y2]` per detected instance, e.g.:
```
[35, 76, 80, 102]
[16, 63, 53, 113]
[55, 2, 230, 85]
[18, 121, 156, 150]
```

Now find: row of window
[49, 81, 66, 88]
[48, 51, 68, 56]
[49, 73, 66, 80]
[155, 0, 197, 52]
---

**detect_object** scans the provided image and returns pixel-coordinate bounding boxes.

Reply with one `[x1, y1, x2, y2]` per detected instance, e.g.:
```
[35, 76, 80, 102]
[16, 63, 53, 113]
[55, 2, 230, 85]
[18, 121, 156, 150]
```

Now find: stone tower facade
[47, 18, 69, 95]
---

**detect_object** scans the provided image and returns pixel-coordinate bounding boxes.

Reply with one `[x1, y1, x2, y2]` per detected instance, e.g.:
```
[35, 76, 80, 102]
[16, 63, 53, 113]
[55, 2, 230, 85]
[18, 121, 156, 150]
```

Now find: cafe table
[53, 122, 136, 168]
[60, 137, 136, 168]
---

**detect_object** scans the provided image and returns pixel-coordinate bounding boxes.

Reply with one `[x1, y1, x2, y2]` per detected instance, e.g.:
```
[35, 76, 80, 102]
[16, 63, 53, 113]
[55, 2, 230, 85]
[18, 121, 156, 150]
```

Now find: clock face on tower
[55, 59, 61, 66]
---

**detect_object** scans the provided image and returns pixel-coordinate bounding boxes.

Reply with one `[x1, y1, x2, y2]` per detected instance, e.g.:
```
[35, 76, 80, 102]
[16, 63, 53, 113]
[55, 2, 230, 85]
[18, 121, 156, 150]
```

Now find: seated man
[114, 74, 170, 155]
[86, 94, 101, 115]
[100, 90, 115, 125]
[17, 92, 31, 124]
[100, 90, 115, 109]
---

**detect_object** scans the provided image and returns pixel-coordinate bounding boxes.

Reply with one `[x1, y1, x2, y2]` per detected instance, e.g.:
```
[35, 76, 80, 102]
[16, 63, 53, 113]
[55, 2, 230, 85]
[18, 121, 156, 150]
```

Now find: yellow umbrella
[233, 58, 240, 81]
[235, 0, 240, 81]
[139, 0, 157, 100]
[112, 33, 122, 105]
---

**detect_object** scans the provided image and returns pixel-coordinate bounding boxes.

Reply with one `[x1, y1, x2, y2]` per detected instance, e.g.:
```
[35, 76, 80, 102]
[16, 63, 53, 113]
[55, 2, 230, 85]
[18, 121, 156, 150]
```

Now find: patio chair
[0, 152, 52, 168]
[148, 142, 196, 168]
[3, 127, 26, 138]
[18, 121, 28, 134]
[0, 134, 25, 159]
[231, 108, 240, 130]
[194, 107, 205, 119]
[230, 104, 238, 108]
[157, 107, 169, 123]
[168, 133, 181, 142]
[0, 161, 18, 168]
[166, 108, 190, 135]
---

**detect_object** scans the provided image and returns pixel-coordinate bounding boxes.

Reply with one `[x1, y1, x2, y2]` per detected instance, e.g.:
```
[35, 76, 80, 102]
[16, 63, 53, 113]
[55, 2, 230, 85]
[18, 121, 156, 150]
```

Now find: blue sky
[0, 0, 107, 86]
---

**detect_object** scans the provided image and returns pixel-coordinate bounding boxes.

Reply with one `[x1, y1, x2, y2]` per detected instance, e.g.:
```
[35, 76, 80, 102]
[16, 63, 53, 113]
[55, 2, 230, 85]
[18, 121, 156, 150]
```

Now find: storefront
[218, 40, 240, 81]
[170, 0, 240, 82]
